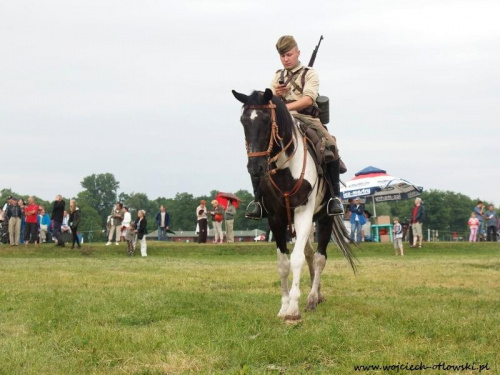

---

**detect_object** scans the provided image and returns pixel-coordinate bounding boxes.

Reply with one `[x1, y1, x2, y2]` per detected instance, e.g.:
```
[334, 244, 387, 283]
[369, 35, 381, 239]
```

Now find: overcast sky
[1, 0, 499, 205]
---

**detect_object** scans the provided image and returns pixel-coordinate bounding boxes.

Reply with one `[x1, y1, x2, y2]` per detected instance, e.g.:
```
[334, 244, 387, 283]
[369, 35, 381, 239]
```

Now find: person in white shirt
[196, 200, 208, 243]
[393, 217, 404, 256]
[121, 206, 131, 241]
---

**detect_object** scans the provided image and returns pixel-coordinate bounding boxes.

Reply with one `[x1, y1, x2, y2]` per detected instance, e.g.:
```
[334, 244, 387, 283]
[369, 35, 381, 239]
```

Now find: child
[125, 222, 137, 256]
[393, 217, 404, 256]
[135, 210, 148, 257]
[467, 212, 480, 242]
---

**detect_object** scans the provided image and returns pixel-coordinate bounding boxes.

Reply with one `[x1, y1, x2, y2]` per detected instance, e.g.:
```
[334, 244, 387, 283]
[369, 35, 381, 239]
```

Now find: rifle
[306, 35, 330, 124]
[308, 35, 324, 67]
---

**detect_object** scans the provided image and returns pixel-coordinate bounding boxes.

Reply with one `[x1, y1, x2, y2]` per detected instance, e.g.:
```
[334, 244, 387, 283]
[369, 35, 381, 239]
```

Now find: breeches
[293, 113, 339, 161]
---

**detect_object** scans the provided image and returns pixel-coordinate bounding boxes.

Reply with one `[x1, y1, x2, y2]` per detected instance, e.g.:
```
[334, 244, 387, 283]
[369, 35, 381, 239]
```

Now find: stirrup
[327, 197, 344, 216]
[245, 201, 263, 220]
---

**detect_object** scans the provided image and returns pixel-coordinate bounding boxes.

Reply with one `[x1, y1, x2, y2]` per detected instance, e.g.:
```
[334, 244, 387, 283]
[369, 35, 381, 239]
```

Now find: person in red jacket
[24, 196, 39, 248]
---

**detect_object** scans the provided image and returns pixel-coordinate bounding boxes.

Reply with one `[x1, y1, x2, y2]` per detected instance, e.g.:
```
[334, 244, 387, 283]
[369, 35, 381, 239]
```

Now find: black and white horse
[233, 89, 356, 323]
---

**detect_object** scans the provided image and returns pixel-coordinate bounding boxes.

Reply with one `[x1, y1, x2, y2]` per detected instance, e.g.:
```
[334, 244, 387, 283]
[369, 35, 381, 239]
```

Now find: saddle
[294, 118, 347, 177]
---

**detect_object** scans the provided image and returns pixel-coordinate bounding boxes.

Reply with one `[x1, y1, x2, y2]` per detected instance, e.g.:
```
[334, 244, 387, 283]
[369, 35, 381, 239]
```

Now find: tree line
[1, 173, 496, 241]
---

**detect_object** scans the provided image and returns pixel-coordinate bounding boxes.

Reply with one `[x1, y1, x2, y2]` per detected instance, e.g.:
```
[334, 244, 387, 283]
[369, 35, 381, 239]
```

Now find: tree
[80, 173, 119, 225]
[167, 192, 198, 231]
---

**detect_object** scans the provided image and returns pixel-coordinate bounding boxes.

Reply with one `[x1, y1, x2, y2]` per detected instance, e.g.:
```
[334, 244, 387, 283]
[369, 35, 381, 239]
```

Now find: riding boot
[326, 159, 344, 216]
[245, 175, 264, 220]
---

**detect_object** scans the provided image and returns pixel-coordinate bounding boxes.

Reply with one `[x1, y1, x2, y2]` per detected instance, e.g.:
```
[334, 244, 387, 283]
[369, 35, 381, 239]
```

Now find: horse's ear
[232, 90, 248, 104]
[263, 88, 273, 102]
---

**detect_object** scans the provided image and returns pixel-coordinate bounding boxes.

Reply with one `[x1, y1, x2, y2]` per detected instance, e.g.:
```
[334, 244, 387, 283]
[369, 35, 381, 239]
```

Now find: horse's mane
[246, 91, 295, 142]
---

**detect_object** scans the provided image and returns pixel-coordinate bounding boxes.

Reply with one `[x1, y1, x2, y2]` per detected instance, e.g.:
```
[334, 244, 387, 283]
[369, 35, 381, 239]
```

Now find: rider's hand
[274, 84, 288, 97]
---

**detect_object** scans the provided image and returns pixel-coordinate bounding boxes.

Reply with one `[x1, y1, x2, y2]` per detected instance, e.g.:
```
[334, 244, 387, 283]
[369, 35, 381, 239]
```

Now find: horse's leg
[285, 206, 314, 322]
[271, 222, 290, 318]
[306, 215, 333, 311]
[304, 237, 315, 285]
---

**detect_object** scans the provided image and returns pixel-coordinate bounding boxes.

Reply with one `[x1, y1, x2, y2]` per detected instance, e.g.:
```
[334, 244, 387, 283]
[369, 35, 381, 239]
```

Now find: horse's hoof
[318, 293, 326, 304]
[284, 314, 301, 324]
[306, 301, 317, 311]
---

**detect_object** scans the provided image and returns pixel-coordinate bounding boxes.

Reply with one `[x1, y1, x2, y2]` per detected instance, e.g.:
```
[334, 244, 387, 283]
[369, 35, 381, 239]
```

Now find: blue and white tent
[340, 166, 423, 215]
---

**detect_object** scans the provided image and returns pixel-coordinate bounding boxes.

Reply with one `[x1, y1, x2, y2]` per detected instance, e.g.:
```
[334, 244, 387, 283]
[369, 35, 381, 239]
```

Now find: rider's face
[280, 47, 300, 70]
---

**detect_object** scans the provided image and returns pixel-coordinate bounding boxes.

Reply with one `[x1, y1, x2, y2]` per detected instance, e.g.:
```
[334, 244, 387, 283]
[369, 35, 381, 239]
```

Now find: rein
[244, 101, 309, 233]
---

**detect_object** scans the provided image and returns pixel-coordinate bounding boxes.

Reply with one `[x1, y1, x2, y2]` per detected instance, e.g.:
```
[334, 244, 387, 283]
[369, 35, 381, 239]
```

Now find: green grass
[0, 241, 499, 374]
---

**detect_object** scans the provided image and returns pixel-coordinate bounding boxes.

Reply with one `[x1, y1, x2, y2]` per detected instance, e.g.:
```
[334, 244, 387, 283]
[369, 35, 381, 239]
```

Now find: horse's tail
[331, 216, 358, 274]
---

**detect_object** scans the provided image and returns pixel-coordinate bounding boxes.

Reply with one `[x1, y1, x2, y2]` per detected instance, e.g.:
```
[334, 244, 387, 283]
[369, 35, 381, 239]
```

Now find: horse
[232, 88, 356, 323]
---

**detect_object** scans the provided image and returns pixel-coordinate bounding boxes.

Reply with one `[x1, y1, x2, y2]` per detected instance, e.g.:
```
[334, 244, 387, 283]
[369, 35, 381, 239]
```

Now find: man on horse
[245, 35, 344, 220]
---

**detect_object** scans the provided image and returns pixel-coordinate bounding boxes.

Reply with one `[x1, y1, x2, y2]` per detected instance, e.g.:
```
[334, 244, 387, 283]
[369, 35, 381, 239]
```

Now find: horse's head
[232, 89, 287, 178]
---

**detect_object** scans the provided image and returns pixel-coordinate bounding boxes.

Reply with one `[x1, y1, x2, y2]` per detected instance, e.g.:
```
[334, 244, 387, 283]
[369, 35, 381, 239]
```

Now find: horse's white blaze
[250, 110, 258, 120]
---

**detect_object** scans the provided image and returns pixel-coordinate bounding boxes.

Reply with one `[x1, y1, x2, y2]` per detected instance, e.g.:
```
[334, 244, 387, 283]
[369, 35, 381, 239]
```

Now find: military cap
[276, 35, 297, 55]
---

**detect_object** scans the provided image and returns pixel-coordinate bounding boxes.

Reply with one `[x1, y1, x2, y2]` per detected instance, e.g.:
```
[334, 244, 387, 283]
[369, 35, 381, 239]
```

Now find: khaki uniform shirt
[270, 62, 338, 159]
[270, 62, 319, 105]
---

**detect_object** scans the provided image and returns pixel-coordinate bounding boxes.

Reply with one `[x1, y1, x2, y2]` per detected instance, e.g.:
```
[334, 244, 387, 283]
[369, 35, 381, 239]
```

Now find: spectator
[121, 206, 131, 241]
[410, 197, 425, 248]
[485, 204, 498, 242]
[361, 210, 372, 242]
[38, 209, 51, 243]
[349, 198, 365, 244]
[24, 196, 39, 248]
[7, 198, 22, 246]
[125, 222, 137, 256]
[155, 205, 171, 241]
[2, 196, 10, 212]
[106, 202, 124, 246]
[0, 208, 4, 244]
[18, 198, 26, 244]
[52, 195, 66, 247]
[69, 199, 81, 249]
[468, 212, 480, 242]
[210, 200, 225, 244]
[196, 200, 208, 244]
[135, 210, 148, 257]
[392, 217, 404, 256]
[473, 201, 485, 241]
[225, 200, 236, 243]
[61, 210, 71, 243]
[3, 196, 13, 242]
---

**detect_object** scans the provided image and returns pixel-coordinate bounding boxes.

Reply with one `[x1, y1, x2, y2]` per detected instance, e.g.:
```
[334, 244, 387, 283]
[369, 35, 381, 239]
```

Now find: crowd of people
[0, 193, 240, 255]
[2, 192, 497, 254]
[468, 201, 498, 242]
[196, 199, 237, 244]
[343, 197, 499, 250]
[0, 195, 82, 249]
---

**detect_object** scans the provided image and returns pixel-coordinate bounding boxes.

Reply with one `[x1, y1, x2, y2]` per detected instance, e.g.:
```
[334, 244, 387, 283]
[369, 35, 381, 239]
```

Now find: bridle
[243, 100, 310, 231]
[244, 102, 292, 161]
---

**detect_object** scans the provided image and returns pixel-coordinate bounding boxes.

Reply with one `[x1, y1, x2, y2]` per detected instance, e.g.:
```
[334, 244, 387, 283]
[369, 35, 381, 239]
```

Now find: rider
[245, 35, 344, 220]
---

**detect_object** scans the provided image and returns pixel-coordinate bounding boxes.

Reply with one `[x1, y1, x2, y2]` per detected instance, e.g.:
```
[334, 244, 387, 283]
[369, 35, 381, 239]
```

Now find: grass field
[0, 241, 499, 374]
